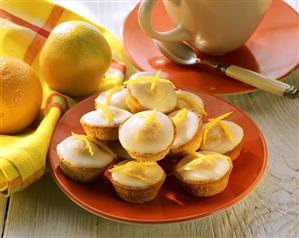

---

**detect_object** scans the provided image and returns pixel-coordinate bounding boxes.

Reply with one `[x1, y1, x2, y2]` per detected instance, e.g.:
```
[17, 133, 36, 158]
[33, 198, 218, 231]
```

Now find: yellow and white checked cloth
[0, 0, 136, 196]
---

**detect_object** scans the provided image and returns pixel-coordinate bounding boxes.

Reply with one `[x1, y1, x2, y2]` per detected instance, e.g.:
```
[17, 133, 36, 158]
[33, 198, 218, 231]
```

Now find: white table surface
[1, 1, 298, 237]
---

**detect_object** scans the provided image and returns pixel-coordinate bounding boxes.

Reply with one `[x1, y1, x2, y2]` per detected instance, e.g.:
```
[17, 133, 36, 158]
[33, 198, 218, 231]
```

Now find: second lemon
[40, 21, 112, 97]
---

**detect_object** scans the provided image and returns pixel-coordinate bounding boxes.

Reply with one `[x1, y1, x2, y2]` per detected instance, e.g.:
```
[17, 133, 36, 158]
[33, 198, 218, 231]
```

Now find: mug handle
[138, 0, 192, 42]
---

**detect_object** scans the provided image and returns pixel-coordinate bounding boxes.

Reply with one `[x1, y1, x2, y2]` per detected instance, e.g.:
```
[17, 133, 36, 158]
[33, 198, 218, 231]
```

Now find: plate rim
[48, 92, 268, 224]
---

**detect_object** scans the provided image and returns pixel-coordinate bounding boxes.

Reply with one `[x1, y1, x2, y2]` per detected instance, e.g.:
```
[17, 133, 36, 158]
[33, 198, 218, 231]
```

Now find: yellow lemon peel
[109, 161, 156, 184]
[105, 86, 123, 105]
[71, 132, 94, 156]
[150, 70, 161, 90]
[144, 110, 161, 129]
[171, 108, 188, 125]
[176, 93, 207, 115]
[177, 152, 230, 171]
[93, 139, 116, 158]
[124, 71, 175, 89]
[97, 104, 113, 123]
[114, 170, 152, 184]
[219, 121, 235, 144]
[203, 112, 234, 145]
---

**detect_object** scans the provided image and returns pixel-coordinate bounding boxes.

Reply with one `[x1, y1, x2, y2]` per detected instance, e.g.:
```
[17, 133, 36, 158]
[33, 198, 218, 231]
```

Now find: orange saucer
[123, 0, 299, 95]
[48, 92, 267, 224]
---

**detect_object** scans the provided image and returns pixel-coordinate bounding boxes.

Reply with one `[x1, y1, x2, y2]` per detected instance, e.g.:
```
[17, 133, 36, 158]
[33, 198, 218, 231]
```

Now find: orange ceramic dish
[122, 0, 299, 95]
[48, 92, 268, 224]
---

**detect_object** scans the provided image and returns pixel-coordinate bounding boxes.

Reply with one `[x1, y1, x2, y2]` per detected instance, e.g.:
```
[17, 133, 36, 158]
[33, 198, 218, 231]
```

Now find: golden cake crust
[223, 137, 244, 161]
[127, 144, 172, 162]
[58, 153, 107, 183]
[108, 173, 166, 203]
[174, 166, 232, 197]
[80, 119, 119, 141]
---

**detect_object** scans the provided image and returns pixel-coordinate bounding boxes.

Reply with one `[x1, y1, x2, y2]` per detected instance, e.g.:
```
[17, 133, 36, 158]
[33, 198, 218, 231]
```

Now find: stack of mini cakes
[56, 71, 244, 203]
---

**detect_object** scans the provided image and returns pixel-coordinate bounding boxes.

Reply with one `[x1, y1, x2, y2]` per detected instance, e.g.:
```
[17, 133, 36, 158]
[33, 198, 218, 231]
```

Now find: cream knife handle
[224, 65, 298, 97]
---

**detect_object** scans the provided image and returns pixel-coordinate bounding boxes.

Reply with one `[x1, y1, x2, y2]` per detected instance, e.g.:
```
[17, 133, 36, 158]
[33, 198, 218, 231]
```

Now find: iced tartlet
[57, 133, 115, 183]
[175, 151, 232, 197]
[176, 90, 206, 116]
[80, 105, 132, 141]
[200, 112, 244, 160]
[119, 110, 175, 161]
[169, 108, 203, 156]
[108, 160, 166, 203]
[124, 72, 177, 113]
[95, 86, 129, 111]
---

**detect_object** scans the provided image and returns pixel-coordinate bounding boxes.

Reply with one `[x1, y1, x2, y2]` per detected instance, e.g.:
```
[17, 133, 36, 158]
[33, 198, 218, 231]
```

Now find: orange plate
[48, 92, 268, 224]
[122, 0, 299, 95]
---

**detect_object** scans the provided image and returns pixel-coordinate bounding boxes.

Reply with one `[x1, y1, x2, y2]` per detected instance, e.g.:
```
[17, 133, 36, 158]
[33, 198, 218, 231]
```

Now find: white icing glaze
[169, 110, 200, 148]
[200, 120, 244, 153]
[128, 74, 176, 113]
[176, 90, 205, 113]
[129, 71, 157, 80]
[81, 106, 132, 127]
[110, 160, 165, 188]
[119, 110, 174, 154]
[176, 151, 231, 181]
[95, 87, 129, 110]
[57, 136, 114, 168]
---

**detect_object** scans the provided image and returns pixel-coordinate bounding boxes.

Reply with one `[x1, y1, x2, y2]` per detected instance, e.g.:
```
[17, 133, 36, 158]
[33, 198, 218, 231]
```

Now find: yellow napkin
[0, 0, 136, 196]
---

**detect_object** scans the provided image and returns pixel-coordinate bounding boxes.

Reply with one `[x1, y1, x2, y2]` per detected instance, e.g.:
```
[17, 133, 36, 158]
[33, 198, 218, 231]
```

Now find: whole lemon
[39, 21, 112, 97]
[0, 56, 42, 134]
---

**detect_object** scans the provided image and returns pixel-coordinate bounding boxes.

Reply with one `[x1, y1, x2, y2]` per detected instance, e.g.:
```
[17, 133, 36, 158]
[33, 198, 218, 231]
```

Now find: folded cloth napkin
[0, 0, 136, 196]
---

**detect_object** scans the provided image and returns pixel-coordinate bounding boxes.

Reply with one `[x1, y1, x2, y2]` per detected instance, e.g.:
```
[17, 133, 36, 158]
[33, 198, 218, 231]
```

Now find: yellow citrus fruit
[39, 21, 112, 97]
[0, 56, 42, 134]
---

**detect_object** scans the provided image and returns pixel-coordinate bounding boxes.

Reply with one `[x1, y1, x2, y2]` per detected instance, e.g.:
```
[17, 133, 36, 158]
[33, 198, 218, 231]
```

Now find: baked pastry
[200, 112, 244, 160]
[119, 110, 175, 161]
[106, 141, 133, 160]
[57, 133, 115, 183]
[124, 71, 177, 113]
[108, 160, 166, 203]
[80, 105, 132, 141]
[174, 151, 232, 197]
[176, 90, 206, 116]
[95, 86, 129, 111]
[169, 108, 203, 156]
